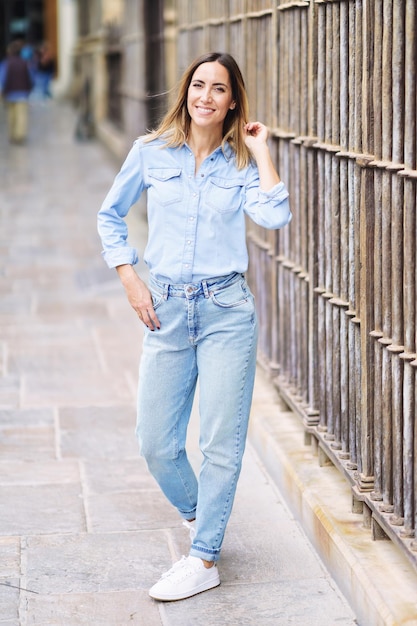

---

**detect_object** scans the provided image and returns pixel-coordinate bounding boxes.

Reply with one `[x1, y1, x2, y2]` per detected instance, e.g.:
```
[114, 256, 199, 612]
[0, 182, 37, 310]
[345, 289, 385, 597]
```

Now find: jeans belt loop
[202, 280, 210, 298]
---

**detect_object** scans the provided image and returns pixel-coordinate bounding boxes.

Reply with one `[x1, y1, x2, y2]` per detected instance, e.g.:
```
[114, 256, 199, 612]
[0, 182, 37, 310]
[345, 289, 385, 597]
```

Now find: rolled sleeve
[245, 170, 292, 229]
[101, 246, 139, 269]
[97, 140, 145, 268]
[258, 180, 289, 204]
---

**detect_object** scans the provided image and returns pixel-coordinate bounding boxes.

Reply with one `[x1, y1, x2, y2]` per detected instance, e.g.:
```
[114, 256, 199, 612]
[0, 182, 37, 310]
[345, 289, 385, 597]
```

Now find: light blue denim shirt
[98, 137, 291, 283]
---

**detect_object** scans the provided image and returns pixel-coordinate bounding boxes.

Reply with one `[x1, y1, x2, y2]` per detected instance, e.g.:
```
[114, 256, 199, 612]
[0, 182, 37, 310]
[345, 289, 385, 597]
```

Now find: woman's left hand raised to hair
[243, 122, 269, 151]
[244, 122, 281, 190]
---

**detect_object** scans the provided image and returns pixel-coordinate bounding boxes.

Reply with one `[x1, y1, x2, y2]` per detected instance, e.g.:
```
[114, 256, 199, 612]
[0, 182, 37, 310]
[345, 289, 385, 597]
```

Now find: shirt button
[189, 216, 194, 221]
[187, 240, 191, 244]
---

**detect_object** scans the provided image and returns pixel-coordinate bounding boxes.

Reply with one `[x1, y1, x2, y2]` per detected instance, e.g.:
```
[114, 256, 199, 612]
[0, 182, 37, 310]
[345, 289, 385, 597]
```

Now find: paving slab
[0, 459, 80, 486]
[58, 406, 139, 459]
[24, 531, 168, 594]
[0, 100, 357, 625]
[159, 579, 356, 626]
[0, 484, 86, 535]
[81, 458, 154, 493]
[25, 591, 162, 626]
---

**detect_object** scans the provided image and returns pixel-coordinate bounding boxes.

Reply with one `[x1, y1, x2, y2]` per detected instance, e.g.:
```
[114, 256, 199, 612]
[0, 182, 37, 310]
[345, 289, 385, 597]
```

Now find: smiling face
[187, 61, 236, 136]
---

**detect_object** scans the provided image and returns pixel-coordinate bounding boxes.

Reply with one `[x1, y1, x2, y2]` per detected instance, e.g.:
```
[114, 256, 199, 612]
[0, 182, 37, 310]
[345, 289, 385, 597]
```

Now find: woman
[97, 51, 291, 601]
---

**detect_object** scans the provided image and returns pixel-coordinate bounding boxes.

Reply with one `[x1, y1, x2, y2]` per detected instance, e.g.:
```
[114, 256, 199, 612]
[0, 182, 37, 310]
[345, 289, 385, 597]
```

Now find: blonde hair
[144, 52, 251, 169]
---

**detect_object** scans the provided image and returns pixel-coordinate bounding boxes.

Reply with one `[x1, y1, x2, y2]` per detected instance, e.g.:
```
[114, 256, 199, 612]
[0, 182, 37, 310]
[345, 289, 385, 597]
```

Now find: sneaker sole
[149, 577, 220, 602]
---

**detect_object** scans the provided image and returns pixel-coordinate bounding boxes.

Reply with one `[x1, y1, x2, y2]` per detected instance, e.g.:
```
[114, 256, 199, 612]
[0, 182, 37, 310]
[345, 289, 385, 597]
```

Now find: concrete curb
[249, 369, 417, 626]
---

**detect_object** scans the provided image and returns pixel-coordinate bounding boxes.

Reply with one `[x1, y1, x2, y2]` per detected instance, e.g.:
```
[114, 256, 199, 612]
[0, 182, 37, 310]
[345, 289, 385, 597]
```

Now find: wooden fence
[174, 0, 417, 572]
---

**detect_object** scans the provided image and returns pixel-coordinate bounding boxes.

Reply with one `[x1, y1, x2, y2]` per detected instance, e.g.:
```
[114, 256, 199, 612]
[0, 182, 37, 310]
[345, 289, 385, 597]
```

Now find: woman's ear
[230, 102, 236, 110]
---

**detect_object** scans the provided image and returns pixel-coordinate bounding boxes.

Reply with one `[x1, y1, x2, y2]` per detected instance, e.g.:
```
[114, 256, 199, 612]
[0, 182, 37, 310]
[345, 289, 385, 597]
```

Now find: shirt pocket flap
[148, 168, 182, 181]
[209, 176, 244, 190]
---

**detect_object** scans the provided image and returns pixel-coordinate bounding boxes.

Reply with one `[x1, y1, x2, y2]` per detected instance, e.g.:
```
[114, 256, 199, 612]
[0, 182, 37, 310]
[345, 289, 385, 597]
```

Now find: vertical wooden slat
[323, 1, 334, 440]
[356, 0, 375, 487]
[345, 2, 358, 470]
[399, 0, 416, 539]
[389, 0, 405, 527]
[315, 3, 327, 433]
[305, 1, 319, 423]
[369, 0, 384, 504]
[351, 0, 363, 475]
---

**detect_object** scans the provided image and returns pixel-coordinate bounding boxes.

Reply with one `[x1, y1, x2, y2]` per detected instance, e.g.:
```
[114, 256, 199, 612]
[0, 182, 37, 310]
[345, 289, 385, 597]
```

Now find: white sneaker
[182, 519, 196, 542]
[149, 555, 220, 601]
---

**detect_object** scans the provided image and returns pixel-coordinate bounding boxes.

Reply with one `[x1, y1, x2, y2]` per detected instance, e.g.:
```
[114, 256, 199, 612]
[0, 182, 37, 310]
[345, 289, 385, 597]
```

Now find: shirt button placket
[182, 189, 198, 281]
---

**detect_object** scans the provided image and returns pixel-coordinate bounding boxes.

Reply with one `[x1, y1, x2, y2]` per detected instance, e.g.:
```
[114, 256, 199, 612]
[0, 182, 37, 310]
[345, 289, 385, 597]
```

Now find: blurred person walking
[0, 40, 34, 144]
[98, 51, 291, 602]
[35, 42, 55, 99]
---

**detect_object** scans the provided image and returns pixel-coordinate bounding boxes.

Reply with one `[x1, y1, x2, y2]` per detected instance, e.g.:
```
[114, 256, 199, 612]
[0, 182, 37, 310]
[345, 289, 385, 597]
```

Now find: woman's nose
[200, 88, 212, 102]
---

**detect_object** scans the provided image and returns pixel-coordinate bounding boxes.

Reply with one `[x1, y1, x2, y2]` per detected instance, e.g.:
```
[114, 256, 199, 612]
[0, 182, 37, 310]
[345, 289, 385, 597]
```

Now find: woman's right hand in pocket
[116, 265, 161, 330]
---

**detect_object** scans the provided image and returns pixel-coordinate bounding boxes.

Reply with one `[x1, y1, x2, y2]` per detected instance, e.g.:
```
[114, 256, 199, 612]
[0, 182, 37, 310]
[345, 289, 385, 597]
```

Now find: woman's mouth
[196, 106, 214, 114]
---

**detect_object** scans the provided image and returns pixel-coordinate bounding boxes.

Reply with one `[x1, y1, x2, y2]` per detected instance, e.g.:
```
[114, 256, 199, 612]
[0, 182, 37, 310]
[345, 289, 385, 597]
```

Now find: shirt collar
[183, 141, 234, 162]
[221, 142, 234, 161]
[210, 142, 234, 162]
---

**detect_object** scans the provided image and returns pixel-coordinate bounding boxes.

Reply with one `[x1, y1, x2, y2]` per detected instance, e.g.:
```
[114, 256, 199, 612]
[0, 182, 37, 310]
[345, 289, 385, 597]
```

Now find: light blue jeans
[136, 272, 258, 562]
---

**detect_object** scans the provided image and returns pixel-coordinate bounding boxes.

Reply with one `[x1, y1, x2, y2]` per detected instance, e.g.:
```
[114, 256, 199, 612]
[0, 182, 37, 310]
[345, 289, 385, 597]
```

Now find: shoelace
[159, 556, 206, 583]
[160, 555, 188, 580]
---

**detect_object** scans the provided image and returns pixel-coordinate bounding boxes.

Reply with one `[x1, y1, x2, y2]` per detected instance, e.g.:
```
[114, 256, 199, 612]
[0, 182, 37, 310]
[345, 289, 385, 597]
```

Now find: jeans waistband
[149, 272, 243, 299]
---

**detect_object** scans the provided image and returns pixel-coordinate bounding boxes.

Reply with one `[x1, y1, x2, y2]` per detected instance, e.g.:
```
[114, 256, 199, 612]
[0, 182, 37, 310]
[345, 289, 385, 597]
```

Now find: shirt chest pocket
[206, 176, 244, 213]
[147, 168, 182, 206]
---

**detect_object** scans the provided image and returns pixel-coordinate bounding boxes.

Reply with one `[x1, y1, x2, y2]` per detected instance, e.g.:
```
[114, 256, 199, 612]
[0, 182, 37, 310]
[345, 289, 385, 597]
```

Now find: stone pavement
[0, 100, 357, 625]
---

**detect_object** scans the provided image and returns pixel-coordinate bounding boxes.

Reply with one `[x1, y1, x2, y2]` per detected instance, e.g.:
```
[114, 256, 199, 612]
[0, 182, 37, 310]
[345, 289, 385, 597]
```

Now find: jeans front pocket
[210, 278, 252, 309]
[150, 288, 165, 311]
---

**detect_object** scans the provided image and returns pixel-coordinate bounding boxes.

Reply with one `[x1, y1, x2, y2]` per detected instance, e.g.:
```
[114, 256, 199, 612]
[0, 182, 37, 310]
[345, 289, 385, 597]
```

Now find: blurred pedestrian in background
[0, 40, 34, 144]
[20, 40, 35, 66]
[35, 42, 55, 99]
